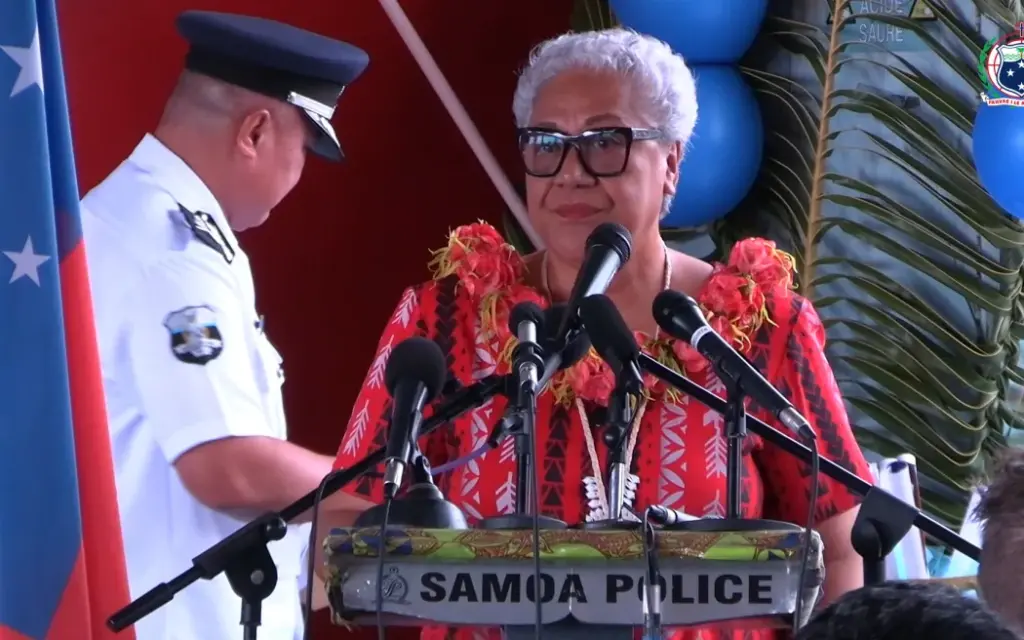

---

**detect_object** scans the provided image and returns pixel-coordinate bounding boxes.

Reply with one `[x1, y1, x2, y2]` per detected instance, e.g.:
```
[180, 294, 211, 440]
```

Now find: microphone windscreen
[508, 301, 546, 336]
[578, 294, 641, 361]
[560, 333, 592, 369]
[652, 289, 705, 341]
[585, 222, 633, 263]
[543, 304, 590, 369]
[384, 337, 448, 401]
[543, 304, 566, 333]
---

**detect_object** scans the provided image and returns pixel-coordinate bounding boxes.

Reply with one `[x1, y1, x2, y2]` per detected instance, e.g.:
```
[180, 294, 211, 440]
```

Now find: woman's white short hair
[512, 28, 698, 148]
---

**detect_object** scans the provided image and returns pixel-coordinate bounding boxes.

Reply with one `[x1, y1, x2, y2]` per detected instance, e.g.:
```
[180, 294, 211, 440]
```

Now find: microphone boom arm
[106, 374, 510, 633]
[637, 354, 981, 561]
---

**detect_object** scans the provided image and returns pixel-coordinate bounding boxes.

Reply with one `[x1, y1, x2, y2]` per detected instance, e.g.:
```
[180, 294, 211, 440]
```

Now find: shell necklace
[540, 243, 672, 521]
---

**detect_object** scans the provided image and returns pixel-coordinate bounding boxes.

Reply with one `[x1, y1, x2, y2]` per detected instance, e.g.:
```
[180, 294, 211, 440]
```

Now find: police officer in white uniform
[81, 11, 375, 639]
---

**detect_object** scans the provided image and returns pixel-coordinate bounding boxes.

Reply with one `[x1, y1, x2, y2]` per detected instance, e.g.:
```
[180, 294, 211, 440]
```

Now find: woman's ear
[664, 140, 681, 198]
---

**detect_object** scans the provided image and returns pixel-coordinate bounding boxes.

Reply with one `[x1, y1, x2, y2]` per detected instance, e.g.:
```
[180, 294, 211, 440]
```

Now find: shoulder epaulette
[177, 204, 235, 264]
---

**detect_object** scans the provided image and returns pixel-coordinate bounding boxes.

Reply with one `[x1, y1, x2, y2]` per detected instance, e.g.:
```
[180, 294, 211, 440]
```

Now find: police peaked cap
[176, 10, 370, 161]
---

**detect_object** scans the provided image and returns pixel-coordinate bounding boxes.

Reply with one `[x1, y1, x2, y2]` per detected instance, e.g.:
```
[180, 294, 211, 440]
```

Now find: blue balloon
[973, 103, 1024, 219]
[610, 0, 768, 65]
[662, 66, 763, 228]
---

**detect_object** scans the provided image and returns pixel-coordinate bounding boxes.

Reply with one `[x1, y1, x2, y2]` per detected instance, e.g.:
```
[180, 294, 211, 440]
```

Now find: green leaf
[715, 0, 1024, 526]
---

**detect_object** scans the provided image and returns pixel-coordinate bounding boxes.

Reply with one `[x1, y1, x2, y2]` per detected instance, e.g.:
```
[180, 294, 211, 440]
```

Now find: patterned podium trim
[324, 527, 820, 563]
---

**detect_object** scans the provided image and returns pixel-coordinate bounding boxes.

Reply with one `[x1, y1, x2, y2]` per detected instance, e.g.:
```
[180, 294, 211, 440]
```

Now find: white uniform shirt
[81, 135, 310, 640]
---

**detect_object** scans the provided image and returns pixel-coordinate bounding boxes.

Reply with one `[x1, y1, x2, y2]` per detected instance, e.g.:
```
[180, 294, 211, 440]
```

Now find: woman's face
[523, 68, 680, 267]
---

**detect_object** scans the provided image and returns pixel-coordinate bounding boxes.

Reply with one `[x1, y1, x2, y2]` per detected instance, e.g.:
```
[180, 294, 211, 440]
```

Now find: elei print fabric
[334, 223, 872, 640]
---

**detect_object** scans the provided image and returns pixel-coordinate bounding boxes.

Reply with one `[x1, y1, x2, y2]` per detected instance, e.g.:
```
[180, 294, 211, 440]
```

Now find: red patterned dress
[333, 224, 872, 640]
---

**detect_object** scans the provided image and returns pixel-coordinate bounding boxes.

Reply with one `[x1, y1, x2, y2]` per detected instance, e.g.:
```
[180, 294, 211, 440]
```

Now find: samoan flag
[0, 1, 135, 639]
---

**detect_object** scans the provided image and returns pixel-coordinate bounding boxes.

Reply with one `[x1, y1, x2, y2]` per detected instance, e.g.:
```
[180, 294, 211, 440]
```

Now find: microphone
[509, 301, 547, 393]
[487, 305, 592, 451]
[577, 294, 644, 390]
[652, 290, 816, 441]
[538, 304, 592, 387]
[575, 295, 643, 523]
[552, 223, 633, 347]
[381, 337, 448, 499]
[645, 504, 699, 526]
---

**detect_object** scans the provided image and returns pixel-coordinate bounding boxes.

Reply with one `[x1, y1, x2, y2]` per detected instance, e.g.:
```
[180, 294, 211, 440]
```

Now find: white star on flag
[1, 26, 44, 97]
[3, 236, 51, 285]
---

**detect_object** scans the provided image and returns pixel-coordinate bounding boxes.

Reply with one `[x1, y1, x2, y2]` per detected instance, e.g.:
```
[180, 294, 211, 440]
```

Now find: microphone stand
[646, 353, 788, 535]
[106, 374, 510, 637]
[354, 445, 468, 530]
[636, 354, 982, 566]
[722, 376, 745, 521]
[479, 342, 567, 530]
[515, 383, 536, 516]
[712, 364, 779, 530]
[584, 375, 643, 531]
[606, 378, 636, 525]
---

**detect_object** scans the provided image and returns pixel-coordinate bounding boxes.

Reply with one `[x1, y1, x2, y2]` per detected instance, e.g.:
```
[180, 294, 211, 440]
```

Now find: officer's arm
[126, 257, 364, 515]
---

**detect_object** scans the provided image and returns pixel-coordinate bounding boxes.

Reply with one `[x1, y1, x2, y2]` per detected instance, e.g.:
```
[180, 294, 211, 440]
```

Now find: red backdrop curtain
[58, 0, 571, 636]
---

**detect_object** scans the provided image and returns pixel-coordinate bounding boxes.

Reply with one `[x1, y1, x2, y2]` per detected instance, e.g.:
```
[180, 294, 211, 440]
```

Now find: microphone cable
[511, 301, 568, 640]
[298, 469, 417, 640]
[641, 507, 663, 640]
[302, 467, 343, 640]
[375, 494, 394, 640]
[525, 323, 589, 640]
[529, 403, 543, 640]
[523, 319, 590, 640]
[793, 436, 820, 635]
[373, 337, 446, 640]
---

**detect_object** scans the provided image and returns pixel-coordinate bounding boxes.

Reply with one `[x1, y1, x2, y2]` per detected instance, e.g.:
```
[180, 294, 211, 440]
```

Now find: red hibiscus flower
[570, 352, 616, 403]
[708, 313, 739, 345]
[644, 372, 666, 396]
[728, 238, 794, 292]
[457, 222, 506, 251]
[671, 340, 709, 374]
[446, 223, 524, 297]
[699, 268, 759, 321]
[458, 250, 520, 298]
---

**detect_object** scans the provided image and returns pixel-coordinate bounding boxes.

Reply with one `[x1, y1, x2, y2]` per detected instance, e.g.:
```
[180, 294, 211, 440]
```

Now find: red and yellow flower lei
[428, 222, 796, 405]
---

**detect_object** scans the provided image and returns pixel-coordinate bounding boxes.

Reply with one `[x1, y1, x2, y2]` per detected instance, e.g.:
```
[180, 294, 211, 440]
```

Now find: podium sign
[324, 527, 822, 632]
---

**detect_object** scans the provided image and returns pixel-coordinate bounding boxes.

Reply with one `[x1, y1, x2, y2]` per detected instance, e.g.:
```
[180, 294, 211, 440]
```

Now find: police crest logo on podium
[379, 566, 411, 605]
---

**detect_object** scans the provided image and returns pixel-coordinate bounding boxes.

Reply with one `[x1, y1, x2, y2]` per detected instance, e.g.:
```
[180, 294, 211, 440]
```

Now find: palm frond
[570, 0, 618, 32]
[518, 0, 1024, 526]
[722, 0, 1024, 522]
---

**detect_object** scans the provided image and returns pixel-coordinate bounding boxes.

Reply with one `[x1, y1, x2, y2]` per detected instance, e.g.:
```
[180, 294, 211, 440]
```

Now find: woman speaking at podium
[332, 28, 873, 640]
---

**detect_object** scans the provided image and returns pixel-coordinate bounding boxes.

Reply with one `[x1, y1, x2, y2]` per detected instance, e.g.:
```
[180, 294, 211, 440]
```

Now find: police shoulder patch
[178, 204, 235, 264]
[163, 305, 224, 365]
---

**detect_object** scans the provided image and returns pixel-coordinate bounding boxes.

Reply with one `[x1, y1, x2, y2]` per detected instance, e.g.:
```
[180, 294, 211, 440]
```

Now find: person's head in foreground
[794, 581, 1018, 640]
[333, 27, 875, 640]
[977, 446, 1024, 634]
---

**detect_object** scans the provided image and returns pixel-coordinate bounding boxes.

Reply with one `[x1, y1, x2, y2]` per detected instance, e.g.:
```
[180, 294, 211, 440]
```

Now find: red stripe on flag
[45, 551, 90, 640]
[59, 242, 134, 639]
[0, 627, 35, 640]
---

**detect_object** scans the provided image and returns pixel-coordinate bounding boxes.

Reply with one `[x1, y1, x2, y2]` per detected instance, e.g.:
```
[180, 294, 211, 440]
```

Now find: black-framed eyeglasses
[517, 126, 664, 178]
